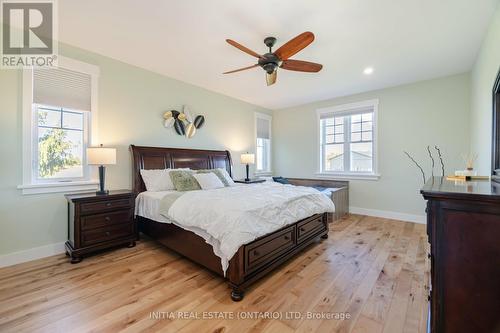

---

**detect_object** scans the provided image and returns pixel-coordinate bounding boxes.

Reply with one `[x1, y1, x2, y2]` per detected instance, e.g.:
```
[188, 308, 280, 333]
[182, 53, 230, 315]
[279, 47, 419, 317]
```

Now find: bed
[131, 145, 332, 301]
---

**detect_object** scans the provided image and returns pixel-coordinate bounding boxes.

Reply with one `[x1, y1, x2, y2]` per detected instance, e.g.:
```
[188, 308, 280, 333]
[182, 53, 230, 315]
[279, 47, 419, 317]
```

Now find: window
[34, 105, 89, 181]
[19, 57, 100, 194]
[317, 100, 379, 180]
[255, 113, 272, 174]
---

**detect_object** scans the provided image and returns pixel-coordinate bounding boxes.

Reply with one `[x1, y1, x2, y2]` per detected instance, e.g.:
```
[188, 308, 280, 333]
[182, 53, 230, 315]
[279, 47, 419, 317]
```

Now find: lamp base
[96, 190, 109, 195]
[97, 165, 108, 195]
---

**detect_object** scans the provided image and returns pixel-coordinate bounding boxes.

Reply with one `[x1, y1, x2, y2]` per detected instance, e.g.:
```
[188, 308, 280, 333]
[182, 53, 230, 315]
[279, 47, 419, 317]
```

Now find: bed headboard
[130, 145, 233, 193]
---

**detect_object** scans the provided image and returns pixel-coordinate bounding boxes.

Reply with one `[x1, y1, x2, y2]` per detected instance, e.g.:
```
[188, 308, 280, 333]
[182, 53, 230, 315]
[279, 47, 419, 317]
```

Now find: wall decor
[163, 105, 205, 138]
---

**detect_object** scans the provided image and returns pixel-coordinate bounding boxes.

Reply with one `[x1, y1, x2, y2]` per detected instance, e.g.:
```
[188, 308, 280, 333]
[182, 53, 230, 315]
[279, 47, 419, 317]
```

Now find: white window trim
[18, 56, 100, 195]
[254, 112, 272, 176]
[315, 99, 380, 181]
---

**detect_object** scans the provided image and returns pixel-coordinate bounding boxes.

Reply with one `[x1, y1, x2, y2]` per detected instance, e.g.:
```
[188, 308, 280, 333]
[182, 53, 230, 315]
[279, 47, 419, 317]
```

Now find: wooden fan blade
[274, 32, 314, 60]
[280, 59, 323, 72]
[226, 39, 261, 58]
[266, 70, 277, 86]
[223, 64, 259, 74]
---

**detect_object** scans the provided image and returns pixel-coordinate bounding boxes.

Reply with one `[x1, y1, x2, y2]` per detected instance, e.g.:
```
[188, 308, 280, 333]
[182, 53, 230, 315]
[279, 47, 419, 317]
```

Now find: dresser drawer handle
[300, 227, 306, 232]
[105, 203, 112, 207]
[105, 217, 111, 222]
[284, 235, 290, 240]
[105, 231, 111, 236]
[253, 250, 260, 256]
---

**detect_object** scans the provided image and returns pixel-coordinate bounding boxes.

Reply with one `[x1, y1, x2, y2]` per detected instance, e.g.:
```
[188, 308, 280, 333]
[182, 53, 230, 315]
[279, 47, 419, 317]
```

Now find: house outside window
[317, 99, 379, 180]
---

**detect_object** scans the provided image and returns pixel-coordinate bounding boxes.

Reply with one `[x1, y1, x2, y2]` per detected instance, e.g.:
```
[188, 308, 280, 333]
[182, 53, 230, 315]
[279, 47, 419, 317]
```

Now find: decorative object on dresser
[65, 190, 136, 263]
[163, 105, 205, 138]
[421, 177, 500, 333]
[240, 152, 255, 181]
[286, 178, 349, 222]
[404, 145, 446, 185]
[87, 145, 116, 195]
[130, 145, 329, 301]
[234, 178, 265, 184]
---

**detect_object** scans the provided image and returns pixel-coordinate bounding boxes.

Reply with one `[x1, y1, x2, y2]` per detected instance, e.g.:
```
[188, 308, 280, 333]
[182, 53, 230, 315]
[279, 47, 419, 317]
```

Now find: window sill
[17, 180, 99, 195]
[255, 171, 273, 177]
[315, 172, 381, 181]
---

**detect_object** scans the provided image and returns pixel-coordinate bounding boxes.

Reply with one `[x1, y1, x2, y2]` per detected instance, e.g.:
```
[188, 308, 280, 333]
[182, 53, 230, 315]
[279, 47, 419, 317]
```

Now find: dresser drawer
[80, 198, 133, 214]
[245, 226, 295, 273]
[81, 209, 133, 231]
[81, 222, 134, 247]
[297, 215, 326, 242]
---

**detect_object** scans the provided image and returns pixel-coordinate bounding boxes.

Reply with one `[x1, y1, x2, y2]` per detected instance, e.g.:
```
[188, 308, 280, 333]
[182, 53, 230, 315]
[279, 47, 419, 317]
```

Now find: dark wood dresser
[421, 177, 500, 333]
[65, 190, 136, 263]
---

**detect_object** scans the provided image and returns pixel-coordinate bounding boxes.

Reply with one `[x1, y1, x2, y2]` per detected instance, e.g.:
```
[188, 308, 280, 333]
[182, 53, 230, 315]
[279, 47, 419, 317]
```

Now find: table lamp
[87, 144, 116, 195]
[240, 153, 255, 182]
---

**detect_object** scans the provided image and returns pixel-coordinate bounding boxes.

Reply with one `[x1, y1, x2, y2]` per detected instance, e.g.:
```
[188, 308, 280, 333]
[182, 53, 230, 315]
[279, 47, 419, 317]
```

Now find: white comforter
[161, 182, 335, 274]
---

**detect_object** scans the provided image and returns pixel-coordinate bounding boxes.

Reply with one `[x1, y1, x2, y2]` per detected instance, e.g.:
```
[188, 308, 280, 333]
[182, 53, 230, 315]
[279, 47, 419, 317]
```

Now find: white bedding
[136, 182, 334, 275]
[135, 190, 222, 251]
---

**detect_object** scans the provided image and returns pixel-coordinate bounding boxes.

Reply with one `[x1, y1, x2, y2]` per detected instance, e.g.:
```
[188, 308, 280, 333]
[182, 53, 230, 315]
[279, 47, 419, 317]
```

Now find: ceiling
[58, 0, 499, 109]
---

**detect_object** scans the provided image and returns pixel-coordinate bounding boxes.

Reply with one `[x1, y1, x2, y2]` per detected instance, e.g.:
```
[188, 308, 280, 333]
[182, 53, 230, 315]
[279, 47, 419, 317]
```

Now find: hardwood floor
[0, 214, 429, 333]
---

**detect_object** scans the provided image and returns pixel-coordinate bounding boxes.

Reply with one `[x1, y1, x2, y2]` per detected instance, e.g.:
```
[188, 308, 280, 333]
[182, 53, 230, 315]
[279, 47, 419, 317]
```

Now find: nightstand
[234, 178, 266, 184]
[64, 190, 136, 263]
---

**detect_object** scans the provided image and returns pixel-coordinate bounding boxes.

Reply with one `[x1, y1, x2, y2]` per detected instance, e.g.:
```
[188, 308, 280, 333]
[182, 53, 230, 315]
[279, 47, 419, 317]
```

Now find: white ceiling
[58, 0, 499, 109]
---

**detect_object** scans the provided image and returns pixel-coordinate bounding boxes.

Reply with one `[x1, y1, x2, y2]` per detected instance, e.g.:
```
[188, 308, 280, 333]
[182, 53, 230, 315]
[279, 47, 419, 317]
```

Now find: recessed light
[363, 67, 374, 75]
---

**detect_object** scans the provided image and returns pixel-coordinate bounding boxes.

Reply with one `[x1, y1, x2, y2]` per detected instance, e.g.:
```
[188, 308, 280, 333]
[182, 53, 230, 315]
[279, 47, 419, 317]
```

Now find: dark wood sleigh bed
[131, 145, 329, 301]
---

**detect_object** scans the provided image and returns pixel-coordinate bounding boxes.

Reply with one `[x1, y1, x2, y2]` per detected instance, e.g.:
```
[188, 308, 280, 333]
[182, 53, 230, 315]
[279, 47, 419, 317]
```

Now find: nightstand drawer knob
[105, 231, 111, 236]
[105, 217, 111, 222]
[106, 203, 112, 207]
[253, 250, 260, 256]
[300, 227, 306, 232]
[284, 235, 290, 240]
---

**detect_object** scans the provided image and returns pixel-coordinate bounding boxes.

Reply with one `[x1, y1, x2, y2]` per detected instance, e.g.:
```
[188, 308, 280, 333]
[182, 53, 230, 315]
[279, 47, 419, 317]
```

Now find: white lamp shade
[87, 147, 116, 165]
[240, 153, 255, 164]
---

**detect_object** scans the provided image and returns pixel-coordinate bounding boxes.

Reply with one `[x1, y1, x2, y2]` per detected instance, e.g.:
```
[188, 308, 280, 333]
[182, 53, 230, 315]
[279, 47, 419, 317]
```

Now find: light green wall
[470, 4, 500, 174]
[273, 73, 471, 217]
[0, 43, 270, 255]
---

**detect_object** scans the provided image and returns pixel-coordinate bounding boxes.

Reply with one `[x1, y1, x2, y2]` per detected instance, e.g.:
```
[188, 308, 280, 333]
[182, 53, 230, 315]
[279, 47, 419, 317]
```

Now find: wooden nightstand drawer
[81, 209, 133, 231]
[80, 198, 132, 214]
[81, 222, 134, 247]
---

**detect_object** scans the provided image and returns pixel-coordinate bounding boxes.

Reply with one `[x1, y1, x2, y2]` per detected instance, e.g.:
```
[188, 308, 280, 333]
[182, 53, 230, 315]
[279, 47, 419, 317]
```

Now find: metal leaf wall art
[163, 106, 205, 138]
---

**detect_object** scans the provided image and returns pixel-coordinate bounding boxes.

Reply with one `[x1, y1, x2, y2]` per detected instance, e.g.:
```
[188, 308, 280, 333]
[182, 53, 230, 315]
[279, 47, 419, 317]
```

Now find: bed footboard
[138, 212, 328, 301]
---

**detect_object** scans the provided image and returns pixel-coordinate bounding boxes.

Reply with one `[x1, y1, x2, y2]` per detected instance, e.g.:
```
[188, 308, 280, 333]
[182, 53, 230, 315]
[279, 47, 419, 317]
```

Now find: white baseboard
[0, 241, 66, 268]
[350, 206, 426, 224]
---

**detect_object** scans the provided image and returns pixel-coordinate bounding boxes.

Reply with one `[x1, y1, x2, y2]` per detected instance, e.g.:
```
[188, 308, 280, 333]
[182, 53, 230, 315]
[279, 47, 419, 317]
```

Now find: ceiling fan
[223, 31, 323, 86]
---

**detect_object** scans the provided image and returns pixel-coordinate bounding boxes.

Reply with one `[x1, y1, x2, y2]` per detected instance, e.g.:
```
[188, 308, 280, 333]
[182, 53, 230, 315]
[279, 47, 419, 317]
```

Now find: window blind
[33, 67, 92, 111]
[256, 117, 270, 139]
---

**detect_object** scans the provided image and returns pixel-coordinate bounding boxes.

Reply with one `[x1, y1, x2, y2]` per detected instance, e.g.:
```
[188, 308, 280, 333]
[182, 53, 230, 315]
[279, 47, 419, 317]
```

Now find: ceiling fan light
[266, 70, 277, 86]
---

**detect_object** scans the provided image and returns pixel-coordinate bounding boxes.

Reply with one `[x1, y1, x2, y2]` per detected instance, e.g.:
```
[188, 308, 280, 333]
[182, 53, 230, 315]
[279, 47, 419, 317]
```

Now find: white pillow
[193, 172, 225, 190]
[140, 168, 189, 191]
[217, 168, 235, 186]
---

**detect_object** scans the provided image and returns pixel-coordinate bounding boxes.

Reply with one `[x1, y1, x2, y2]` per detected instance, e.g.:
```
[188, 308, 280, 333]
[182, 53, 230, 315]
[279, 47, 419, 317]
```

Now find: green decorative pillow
[169, 170, 201, 191]
[195, 169, 230, 186]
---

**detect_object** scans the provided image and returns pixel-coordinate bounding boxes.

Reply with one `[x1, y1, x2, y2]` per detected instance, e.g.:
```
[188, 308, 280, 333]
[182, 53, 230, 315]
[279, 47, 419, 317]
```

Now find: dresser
[65, 190, 136, 263]
[421, 177, 500, 333]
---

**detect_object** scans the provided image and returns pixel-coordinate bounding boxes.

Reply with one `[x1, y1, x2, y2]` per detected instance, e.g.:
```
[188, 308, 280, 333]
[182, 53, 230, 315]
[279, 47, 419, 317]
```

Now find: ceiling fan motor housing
[259, 53, 280, 73]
